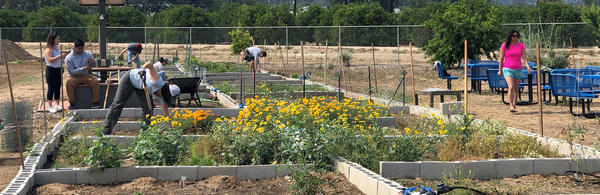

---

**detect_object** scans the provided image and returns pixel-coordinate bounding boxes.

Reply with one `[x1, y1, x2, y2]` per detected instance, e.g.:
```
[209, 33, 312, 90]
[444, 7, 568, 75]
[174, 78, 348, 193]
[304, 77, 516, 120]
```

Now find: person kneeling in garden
[102, 61, 180, 135]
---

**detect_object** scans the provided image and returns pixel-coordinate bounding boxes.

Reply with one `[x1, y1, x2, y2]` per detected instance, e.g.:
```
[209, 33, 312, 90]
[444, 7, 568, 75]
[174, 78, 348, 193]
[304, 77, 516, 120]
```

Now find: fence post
[397, 26, 400, 67]
[285, 27, 288, 69]
[144, 27, 147, 62]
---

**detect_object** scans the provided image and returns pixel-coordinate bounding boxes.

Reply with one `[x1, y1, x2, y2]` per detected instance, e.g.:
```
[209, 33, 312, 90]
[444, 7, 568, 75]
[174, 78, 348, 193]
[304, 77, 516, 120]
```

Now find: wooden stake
[2, 44, 25, 169]
[371, 43, 378, 95]
[301, 41, 306, 98]
[324, 40, 328, 85]
[464, 40, 468, 115]
[60, 45, 65, 117]
[277, 41, 285, 72]
[340, 42, 347, 90]
[570, 37, 575, 65]
[536, 42, 544, 137]
[409, 42, 416, 105]
[103, 73, 112, 109]
[39, 42, 47, 135]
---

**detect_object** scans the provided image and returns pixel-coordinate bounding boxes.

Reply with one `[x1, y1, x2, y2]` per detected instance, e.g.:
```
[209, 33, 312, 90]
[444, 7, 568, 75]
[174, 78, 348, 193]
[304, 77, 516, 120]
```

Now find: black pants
[46, 66, 62, 101]
[102, 71, 154, 135]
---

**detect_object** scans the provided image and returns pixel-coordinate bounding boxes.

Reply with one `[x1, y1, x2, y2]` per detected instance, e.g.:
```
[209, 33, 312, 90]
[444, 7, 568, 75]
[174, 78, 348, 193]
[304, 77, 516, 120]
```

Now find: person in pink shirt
[498, 29, 531, 113]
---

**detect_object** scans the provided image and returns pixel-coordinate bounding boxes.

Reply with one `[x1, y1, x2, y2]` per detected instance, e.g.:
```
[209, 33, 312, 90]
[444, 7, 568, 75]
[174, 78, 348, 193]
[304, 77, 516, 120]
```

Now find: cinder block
[121, 108, 136, 118]
[440, 102, 463, 115]
[377, 178, 393, 195]
[74, 109, 90, 118]
[420, 161, 460, 180]
[380, 161, 420, 179]
[237, 165, 276, 180]
[388, 106, 409, 115]
[460, 160, 497, 179]
[77, 168, 118, 184]
[276, 164, 294, 177]
[197, 166, 237, 179]
[497, 159, 533, 178]
[584, 158, 600, 173]
[377, 117, 395, 127]
[117, 166, 158, 182]
[35, 169, 78, 185]
[335, 159, 351, 177]
[118, 122, 141, 131]
[348, 166, 379, 195]
[533, 158, 572, 176]
[157, 166, 198, 181]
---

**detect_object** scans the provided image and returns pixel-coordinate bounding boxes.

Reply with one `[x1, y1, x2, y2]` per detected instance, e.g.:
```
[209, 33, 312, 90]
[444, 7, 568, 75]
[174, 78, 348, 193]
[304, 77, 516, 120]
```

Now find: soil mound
[205, 175, 240, 189]
[0, 39, 38, 61]
[120, 177, 158, 191]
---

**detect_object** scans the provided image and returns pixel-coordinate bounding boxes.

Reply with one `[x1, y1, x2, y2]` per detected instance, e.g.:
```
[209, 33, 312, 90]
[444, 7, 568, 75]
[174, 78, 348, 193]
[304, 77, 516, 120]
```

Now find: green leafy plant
[83, 130, 122, 170]
[51, 133, 91, 168]
[229, 29, 252, 55]
[289, 165, 328, 195]
[341, 51, 352, 67]
[133, 124, 188, 166]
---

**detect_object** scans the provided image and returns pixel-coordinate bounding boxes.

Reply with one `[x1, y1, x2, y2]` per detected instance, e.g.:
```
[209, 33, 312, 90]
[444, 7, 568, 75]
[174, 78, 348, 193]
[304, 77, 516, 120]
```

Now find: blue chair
[549, 73, 599, 118]
[488, 69, 524, 104]
[586, 66, 600, 69]
[435, 62, 458, 89]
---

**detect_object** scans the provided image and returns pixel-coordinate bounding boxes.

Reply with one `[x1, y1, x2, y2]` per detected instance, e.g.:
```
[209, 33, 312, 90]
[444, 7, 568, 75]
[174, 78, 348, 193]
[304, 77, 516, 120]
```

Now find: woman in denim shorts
[498, 29, 531, 112]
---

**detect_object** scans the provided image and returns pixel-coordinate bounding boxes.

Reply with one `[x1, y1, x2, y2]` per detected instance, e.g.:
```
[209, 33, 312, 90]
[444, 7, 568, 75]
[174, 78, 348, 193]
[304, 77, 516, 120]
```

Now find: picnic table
[91, 66, 135, 82]
[415, 88, 462, 107]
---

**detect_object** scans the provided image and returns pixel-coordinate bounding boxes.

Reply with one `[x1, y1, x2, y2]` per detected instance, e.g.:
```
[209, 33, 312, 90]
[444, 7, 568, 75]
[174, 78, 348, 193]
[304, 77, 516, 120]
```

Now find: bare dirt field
[33, 173, 363, 195]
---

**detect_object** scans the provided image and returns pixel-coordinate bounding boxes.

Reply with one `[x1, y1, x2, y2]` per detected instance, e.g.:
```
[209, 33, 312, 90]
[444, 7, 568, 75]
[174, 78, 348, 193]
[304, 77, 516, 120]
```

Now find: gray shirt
[65, 49, 96, 76]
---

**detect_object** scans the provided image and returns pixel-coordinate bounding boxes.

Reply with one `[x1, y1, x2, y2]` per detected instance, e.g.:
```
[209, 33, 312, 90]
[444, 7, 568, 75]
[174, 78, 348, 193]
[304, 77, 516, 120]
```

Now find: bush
[133, 124, 187, 166]
[83, 132, 122, 170]
[229, 29, 252, 55]
[23, 6, 87, 42]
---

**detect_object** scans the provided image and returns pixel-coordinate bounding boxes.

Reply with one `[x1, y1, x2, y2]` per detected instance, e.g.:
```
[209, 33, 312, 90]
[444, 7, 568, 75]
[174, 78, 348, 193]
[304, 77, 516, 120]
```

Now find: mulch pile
[0, 39, 38, 62]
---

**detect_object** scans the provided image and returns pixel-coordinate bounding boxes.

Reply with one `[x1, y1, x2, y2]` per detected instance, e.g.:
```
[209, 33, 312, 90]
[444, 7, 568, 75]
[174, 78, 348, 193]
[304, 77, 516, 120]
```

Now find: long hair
[504, 29, 519, 50]
[45, 32, 59, 49]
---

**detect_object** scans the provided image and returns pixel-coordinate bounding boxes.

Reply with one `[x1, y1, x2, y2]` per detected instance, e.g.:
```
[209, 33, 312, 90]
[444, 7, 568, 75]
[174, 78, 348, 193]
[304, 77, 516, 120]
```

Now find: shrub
[83, 131, 122, 170]
[51, 134, 90, 168]
[229, 29, 252, 55]
[133, 123, 187, 166]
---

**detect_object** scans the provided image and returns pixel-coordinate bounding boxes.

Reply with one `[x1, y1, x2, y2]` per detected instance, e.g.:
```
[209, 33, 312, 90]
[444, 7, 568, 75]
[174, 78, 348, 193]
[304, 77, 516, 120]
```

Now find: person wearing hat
[119, 43, 143, 68]
[153, 57, 168, 72]
[101, 61, 180, 135]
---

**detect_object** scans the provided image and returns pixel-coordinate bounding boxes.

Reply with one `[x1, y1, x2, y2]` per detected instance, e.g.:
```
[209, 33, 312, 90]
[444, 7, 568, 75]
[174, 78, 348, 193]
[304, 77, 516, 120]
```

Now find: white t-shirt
[153, 62, 163, 72]
[247, 47, 261, 58]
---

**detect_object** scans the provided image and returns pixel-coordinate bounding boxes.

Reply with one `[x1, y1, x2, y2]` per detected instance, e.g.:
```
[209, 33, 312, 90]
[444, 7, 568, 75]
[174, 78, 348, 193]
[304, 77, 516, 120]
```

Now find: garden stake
[240, 60, 245, 107]
[2, 44, 25, 169]
[339, 42, 347, 90]
[409, 42, 416, 105]
[368, 66, 372, 101]
[324, 40, 328, 84]
[402, 70, 406, 105]
[253, 62, 256, 96]
[278, 41, 285, 72]
[388, 69, 406, 107]
[371, 43, 378, 95]
[39, 42, 47, 134]
[152, 36, 157, 62]
[140, 72, 153, 116]
[570, 37, 575, 65]
[263, 39, 266, 70]
[536, 42, 544, 137]
[338, 74, 341, 101]
[301, 41, 306, 98]
[464, 40, 468, 115]
[103, 72, 112, 109]
[60, 45, 65, 117]
[157, 35, 161, 60]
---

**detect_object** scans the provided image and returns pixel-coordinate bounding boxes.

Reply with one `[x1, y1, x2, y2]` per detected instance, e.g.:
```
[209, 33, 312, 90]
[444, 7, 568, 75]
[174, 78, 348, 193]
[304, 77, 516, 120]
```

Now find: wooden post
[103, 73, 112, 109]
[570, 37, 574, 65]
[409, 42, 416, 105]
[277, 41, 285, 72]
[340, 42, 347, 90]
[371, 43, 378, 95]
[60, 45, 65, 117]
[2, 44, 25, 169]
[39, 42, 47, 135]
[301, 41, 306, 98]
[464, 40, 468, 115]
[536, 42, 544, 137]
[324, 40, 328, 85]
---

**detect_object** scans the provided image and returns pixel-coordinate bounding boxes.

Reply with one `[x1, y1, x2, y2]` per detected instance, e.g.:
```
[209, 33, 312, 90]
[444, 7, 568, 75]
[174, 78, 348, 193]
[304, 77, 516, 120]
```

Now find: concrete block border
[335, 157, 406, 195]
[379, 158, 599, 180]
[73, 108, 242, 119]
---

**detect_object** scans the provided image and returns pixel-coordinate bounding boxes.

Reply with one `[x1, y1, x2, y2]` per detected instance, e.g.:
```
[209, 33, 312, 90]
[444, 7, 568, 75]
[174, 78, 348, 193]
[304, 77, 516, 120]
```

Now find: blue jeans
[102, 71, 153, 135]
[128, 51, 141, 68]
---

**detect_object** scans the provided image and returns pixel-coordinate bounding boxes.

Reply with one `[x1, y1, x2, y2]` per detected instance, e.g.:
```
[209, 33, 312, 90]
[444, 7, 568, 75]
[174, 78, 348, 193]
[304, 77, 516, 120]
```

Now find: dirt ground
[397, 173, 600, 194]
[33, 173, 363, 195]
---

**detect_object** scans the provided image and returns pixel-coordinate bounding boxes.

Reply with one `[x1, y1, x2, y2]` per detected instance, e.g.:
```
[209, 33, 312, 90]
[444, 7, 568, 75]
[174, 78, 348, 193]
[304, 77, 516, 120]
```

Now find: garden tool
[138, 70, 154, 114]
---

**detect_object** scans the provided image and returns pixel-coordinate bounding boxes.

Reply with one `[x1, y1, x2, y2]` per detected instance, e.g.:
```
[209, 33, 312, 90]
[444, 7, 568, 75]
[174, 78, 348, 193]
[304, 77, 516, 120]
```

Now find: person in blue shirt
[65, 40, 100, 109]
[102, 61, 180, 135]
[119, 43, 143, 68]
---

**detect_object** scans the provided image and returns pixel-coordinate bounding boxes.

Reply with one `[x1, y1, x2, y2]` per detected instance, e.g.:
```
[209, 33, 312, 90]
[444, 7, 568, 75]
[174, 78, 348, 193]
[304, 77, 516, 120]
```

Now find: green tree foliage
[295, 5, 328, 44]
[146, 5, 212, 44]
[87, 6, 146, 43]
[394, 3, 449, 46]
[331, 3, 393, 46]
[582, 5, 600, 46]
[423, 0, 502, 67]
[254, 5, 294, 44]
[0, 9, 30, 41]
[229, 28, 252, 55]
[23, 6, 87, 42]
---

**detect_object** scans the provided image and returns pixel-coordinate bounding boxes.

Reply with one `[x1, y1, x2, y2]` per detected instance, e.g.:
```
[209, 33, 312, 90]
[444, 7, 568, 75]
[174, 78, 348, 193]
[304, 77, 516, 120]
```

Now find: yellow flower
[215, 118, 222, 122]
[404, 127, 411, 134]
[60, 118, 65, 125]
[468, 114, 473, 119]
[93, 120, 98, 125]
[421, 114, 426, 118]
[437, 120, 443, 125]
[440, 125, 445, 129]
[393, 144, 396, 149]
[256, 127, 264, 133]
[431, 113, 435, 117]
[82, 121, 88, 124]
[414, 130, 420, 135]
[461, 127, 466, 131]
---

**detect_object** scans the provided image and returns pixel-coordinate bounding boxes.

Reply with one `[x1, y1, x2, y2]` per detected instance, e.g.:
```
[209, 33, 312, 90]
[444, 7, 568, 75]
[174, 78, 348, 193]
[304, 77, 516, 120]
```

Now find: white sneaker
[48, 106, 57, 113]
[54, 105, 63, 111]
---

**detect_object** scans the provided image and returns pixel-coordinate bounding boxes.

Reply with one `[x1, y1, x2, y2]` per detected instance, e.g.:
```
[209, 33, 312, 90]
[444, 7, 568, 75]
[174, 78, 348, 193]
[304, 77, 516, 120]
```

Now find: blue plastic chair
[435, 62, 458, 89]
[471, 63, 500, 93]
[549, 73, 598, 118]
[488, 69, 524, 104]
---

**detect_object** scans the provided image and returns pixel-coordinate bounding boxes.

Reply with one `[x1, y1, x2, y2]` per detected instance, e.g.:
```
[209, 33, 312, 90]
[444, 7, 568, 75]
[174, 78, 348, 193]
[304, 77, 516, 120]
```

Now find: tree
[23, 6, 87, 42]
[87, 6, 146, 43]
[0, 9, 30, 41]
[254, 5, 294, 44]
[582, 5, 600, 46]
[422, 0, 502, 67]
[229, 28, 252, 55]
[146, 5, 212, 44]
[296, 5, 328, 44]
[331, 3, 393, 46]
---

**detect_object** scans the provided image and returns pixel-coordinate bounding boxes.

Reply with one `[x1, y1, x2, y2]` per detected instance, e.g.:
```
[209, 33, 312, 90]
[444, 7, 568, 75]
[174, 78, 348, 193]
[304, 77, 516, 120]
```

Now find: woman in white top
[43, 32, 68, 113]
